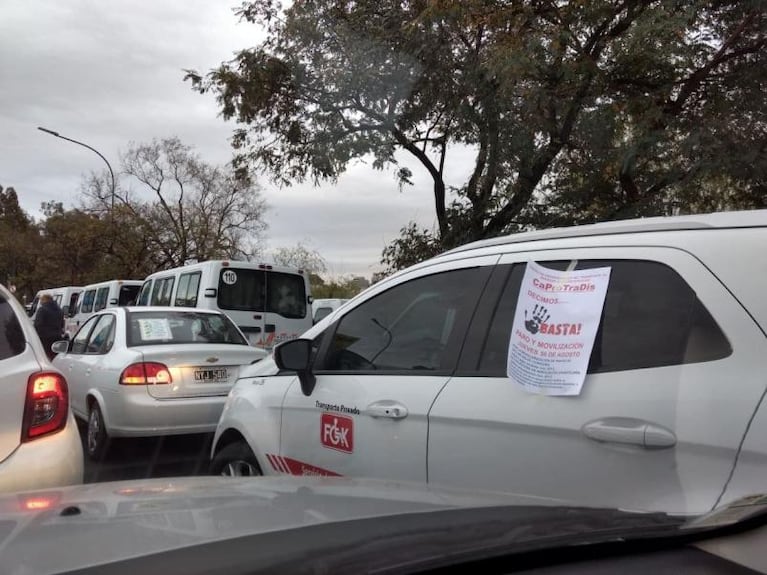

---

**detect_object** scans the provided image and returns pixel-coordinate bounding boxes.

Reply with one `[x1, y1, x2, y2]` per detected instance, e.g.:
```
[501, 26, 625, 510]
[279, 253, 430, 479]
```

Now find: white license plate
[193, 368, 230, 383]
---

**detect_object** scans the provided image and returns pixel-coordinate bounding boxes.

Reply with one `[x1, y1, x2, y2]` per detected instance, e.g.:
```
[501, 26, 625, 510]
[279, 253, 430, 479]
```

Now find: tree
[85, 137, 268, 269]
[272, 242, 327, 274]
[0, 186, 37, 296]
[189, 0, 766, 263]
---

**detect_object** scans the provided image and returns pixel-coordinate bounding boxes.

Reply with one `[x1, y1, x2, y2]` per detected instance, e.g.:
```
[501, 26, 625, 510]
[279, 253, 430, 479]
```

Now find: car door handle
[582, 418, 676, 449]
[85, 368, 92, 376]
[367, 401, 408, 420]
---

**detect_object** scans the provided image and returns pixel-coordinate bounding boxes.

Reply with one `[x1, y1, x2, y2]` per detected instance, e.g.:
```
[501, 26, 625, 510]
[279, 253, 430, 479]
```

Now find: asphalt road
[77, 422, 215, 484]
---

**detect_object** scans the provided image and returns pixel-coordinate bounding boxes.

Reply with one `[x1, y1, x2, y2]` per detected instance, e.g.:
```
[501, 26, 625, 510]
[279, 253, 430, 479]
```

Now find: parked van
[28, 286, 83, 320]
[136, 260, 312, 349]
[312, 298, 349, 323]
[65, 280, 142, 338]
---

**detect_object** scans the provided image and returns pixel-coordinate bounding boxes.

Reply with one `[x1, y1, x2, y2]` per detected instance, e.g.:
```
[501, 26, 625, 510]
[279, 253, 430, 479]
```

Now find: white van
[65, 280, 143, 338]
[312, 298, 349, 323]
[136, 260, 312, 349]
[28, 286, 83, 320]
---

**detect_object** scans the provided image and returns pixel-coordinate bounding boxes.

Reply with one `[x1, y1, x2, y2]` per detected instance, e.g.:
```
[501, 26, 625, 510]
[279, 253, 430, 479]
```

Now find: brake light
[21, 372, 68, 442]
[120, 362, 172, 385]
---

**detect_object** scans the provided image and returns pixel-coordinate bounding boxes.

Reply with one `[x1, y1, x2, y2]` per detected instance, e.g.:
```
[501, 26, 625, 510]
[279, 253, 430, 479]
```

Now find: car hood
[0, 475, 683, 575]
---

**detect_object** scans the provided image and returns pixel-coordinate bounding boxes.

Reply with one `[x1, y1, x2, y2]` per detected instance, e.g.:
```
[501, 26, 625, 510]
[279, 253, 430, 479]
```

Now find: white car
[312, 298, 349, 323]
[0, 284, 83, 493]
[53, 307, 267, 460]
[211, 210, 767, 515]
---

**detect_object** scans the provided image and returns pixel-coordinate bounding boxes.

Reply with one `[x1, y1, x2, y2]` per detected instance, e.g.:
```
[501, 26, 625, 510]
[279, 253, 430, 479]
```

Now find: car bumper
[103, 389, 228, 438]
[0, 414, 83, 493]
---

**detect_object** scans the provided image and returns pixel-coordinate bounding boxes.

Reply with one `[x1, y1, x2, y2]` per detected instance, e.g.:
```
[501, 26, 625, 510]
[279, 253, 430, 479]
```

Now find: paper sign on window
[137, 318, 172, 341]
[506, 262, 611, 396]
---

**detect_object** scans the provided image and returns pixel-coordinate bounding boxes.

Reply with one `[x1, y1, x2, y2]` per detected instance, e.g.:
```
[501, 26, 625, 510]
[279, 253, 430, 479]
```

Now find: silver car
[52, 307, 267, 460]
[0, 284, 83, 492]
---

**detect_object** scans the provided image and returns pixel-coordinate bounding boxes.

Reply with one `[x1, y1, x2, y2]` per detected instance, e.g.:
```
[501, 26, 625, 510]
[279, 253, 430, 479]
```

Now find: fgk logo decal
[321, 413, 353, 453]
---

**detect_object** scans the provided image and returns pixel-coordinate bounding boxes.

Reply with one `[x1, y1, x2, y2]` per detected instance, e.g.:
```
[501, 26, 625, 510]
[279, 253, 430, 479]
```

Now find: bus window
[137, 280, 153, 306]
[217, 269, 266, 311]
[267, 272, 307, 319]
[119, 284, 140, 306]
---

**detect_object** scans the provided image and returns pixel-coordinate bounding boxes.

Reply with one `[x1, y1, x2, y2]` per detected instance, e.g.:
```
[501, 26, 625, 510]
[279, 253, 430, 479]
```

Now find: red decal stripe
[279, 456, 341, 477]
[266, 453, 283, 473]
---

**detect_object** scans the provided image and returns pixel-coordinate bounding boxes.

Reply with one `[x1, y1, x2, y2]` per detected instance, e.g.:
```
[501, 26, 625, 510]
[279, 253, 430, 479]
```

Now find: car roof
[123, 306, 222, 314]
[444, 209, 767, 256]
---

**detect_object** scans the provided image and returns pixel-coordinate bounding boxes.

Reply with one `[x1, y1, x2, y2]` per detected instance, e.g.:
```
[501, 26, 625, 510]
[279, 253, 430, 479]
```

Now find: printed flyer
[506, 261, 611, 396]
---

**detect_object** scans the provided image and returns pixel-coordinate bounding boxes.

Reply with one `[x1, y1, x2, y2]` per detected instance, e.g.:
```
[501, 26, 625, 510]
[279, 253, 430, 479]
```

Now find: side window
[137, 280, 153, 306]
[94, 287, 110, 312]
[118, 285, 140, 306]
[80, 290, 96, 314]
[476, 260, 732, 375]
[186, 272, 200, 307]
[71, 316, 100, 354]
[0, 296, 25, 360]
[323, 268, 487, 373]
[175, 272, 201, 307]
[86, 315, 116, 354]
[67, 293, 80, 315]
[151, 278, 174, 306]
[175, 274, 190, 306]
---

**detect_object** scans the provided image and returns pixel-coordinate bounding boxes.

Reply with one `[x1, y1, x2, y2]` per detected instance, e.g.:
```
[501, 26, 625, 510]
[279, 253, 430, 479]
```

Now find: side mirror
[274, 339, 316, 396]
[51, 340, 70, 354]
[204, 288, 217, 298]
[307, 295, 314, 305]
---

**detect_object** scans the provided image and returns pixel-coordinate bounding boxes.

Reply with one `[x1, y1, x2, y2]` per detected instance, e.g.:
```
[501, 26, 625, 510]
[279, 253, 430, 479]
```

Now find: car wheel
[210, 441, 262, 477]
[87, 403, 109, 461]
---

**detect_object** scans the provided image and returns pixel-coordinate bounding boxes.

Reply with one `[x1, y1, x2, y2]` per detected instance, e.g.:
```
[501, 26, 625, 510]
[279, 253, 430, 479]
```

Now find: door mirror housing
[51, 340, 71, 355]
[274, 338, 316, 396]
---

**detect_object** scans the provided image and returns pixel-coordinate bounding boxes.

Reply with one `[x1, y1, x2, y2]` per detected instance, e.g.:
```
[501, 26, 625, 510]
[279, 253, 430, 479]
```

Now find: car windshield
[3, 0, 767, 571]
[127, 311, 247, 346]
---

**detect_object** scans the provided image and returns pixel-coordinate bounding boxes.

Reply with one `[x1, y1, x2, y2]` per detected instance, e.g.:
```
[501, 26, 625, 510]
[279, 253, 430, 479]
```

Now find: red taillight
[120, 362, 172, 385]
[21, 372, 68, 442]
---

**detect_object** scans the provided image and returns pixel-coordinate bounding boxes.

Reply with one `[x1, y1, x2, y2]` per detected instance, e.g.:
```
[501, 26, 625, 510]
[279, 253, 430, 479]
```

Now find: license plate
[193, 368, 230, 383]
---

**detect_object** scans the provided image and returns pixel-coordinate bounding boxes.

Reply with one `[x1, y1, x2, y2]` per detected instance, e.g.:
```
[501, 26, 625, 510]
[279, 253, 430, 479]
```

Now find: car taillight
[21, 372, 68, 442]
[120, 362, 172, 385]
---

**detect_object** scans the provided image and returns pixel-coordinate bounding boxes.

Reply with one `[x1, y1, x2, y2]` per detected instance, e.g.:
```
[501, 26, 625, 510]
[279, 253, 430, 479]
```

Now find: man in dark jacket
[34, 294, 64, 360]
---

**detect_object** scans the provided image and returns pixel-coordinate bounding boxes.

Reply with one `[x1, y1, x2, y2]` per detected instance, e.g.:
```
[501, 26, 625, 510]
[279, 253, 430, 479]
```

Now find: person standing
[34, 293, 64, 360]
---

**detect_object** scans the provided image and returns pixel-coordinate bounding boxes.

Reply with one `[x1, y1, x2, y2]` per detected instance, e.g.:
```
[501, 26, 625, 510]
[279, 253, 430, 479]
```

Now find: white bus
[28, 286, 83, 320]
[65, 279, 143, 338]
[136, 260, 312, 349]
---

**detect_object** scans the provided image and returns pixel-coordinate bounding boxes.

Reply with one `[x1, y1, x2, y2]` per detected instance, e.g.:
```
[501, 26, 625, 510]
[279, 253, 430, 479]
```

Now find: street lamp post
[37, 126, 116, 223]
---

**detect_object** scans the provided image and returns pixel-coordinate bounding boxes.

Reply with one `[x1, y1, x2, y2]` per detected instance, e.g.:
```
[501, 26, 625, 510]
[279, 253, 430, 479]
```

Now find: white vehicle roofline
[445, 209, 767, 256]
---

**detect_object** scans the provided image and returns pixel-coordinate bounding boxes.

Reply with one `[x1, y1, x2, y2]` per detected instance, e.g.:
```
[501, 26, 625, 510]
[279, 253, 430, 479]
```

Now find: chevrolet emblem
[205, 357, 219, 363]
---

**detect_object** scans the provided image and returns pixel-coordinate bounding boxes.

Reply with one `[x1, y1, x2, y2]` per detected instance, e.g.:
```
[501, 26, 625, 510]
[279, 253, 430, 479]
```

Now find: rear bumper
[103, 389, 228, 438]
[0, 414, 84, 493]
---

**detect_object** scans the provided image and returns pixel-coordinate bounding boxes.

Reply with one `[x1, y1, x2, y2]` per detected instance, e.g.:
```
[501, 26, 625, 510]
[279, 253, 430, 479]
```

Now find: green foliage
[190, 0, 766, 259]
[380, 222, 441, 274]
[272, 242, 327, 274]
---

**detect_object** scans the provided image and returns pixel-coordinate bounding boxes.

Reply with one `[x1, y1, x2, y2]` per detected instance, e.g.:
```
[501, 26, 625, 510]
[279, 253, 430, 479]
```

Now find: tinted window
[71, 316, 99, 354]
[94, 287, 109, 311]
[127, 311, 247, 346]
[314, 307, 333, 323]
[477, 260, 732, 375]
[137, 280, 153, 306]
[118, 285, 140, 306]
[175, 272, 201, 307]
[80, 289, 96, 313]
[324, 268, 486, 372]
[151, 277, 174, 306]
[0, 297, 25, 360]
[267, 272, 307, 319]
[65, 292, 80, 315]
[86, 314, 116, 354]
[218, 269, 265, 311]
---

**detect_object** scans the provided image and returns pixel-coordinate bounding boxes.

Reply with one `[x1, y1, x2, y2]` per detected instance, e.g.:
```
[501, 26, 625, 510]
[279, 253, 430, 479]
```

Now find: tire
[210, 441, 262, 477]
[86, 403, 109, 461]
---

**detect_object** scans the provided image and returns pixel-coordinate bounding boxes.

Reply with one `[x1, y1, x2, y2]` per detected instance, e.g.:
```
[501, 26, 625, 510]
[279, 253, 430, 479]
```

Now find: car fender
[212, 376, 294, 473]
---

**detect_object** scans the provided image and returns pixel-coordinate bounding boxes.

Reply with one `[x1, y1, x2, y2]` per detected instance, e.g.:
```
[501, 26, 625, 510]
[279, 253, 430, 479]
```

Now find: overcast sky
[0, 1, 474, 278]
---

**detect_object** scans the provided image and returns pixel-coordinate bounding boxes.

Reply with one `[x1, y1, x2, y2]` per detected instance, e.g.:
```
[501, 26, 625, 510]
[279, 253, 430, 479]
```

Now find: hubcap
[87, 410, 100, 454]
[221, 460, 259, 477]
